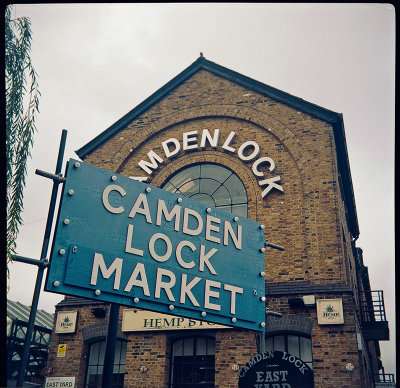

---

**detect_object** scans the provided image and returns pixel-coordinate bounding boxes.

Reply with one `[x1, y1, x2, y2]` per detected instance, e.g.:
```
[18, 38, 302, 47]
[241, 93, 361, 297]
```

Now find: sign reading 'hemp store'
[45, 159, 266, 331]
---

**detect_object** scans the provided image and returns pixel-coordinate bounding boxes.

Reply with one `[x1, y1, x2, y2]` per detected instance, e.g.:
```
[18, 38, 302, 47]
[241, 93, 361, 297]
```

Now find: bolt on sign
[55, 311, 78, 334]
[316, 298, 344, 325]
[45, 159, 266, 331]
[238, 351, 314, 388]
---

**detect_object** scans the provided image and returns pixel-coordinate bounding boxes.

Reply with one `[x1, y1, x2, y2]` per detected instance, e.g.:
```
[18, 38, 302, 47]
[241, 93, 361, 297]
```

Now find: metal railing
[361, 290, 387, 322]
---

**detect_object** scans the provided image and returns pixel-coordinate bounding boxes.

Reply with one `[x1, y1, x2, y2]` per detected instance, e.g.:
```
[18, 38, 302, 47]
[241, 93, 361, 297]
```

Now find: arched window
[265, 334, 313, 369]
[162, 164, 248, 217]
[170, 336, 215, 388]
[85, 340, 127, 388]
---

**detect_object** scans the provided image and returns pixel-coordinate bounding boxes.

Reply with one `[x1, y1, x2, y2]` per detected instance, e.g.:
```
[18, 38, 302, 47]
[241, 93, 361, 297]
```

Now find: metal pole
[259, 241, 284, 355]
[101, 303, 120, 388]
[260, 328, 265, 354]
[16, 129, 67, 387]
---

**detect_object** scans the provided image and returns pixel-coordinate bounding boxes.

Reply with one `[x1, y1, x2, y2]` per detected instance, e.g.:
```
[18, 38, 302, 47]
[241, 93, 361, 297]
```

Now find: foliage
[5, 5, 40, 285]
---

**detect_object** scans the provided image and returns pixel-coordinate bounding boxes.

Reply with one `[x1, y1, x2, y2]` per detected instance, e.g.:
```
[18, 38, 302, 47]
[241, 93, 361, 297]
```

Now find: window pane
[224, 174, 247, 204]
[88, 342, 100, 364]
[174, 339, 183, 356]
[265, 336, 273, 351]
[114, 340, 121, 364]
[119, 341, 127, 371]
[86, 341, 126, 388]
[201, 165, 231, 182]
[169, 165, 200, 187]
[191, 193, 214, 206]
[288, 335, 300, 357]
[231, 204, 247, 217]
[206, 338, 215, 356]
[183, 337, 194, 356]
[300, 337, 312, 363]
[213, 185, 231, 206]
[199, 178, 220, 195]
[273, 335, 285, 352]
[179, 179, 199, 196]
[171, 337, 215, 388]
[163, 182, 178, 193]
[162, 163, 247, 218]
[196, 337, 207, 355]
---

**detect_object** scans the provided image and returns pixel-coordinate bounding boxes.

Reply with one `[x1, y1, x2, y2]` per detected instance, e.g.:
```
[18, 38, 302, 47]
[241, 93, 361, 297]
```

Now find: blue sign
[45, 159, 266, 331]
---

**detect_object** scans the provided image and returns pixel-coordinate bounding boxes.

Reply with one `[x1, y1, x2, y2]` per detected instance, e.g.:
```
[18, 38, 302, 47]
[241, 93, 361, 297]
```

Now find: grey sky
[8, 3, 395, 374]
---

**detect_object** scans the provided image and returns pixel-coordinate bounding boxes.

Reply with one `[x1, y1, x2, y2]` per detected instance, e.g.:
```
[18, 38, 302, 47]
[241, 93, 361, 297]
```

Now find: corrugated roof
[7, 299, 54, 330]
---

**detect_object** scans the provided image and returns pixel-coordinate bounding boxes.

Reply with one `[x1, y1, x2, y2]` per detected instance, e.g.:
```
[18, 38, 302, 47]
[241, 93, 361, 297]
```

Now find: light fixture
[91, 307, 107, 318]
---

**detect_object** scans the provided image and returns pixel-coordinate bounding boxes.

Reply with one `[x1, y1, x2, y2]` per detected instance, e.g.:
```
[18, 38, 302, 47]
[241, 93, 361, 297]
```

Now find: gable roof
[75, 55, 359, 239]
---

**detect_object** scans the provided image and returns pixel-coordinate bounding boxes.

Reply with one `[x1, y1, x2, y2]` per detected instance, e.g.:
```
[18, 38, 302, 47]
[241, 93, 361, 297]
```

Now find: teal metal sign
[45, 159, 266, 331]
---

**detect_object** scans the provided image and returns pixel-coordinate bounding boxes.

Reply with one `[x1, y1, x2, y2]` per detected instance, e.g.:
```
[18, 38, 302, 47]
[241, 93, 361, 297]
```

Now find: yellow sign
[57, 344, 66, 357]
[122, 309, 231, 332]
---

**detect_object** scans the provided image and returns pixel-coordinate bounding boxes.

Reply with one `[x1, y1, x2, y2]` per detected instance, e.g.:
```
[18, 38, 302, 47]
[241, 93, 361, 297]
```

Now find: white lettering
[200, 128, 220, 148]
[162, 138, 181, 158]
[222, 131, 236, 152]
[156, 199, 181, 231]
[90, 253, 122, 290]
[125, 224, 144, 256]
[176, 241, 196, 269]
[259, 176, 284, 198]
[237, 140, 260, 161]
[138, 150, 163, 174]
[124, 262, 150, 295]
[223, 284, 243, 314]
[199, 245, 218, 275]
[148, 233, 173, 262]
[205, 215, 221, 243]
[252, 156, 275, 176]
[223, 221, 242, 250]
[182, 208, 203, 235]
[204, 279, 221, 311]
[180, 274, 201, 306]
[183, 130, 198, 150]
[102, 184, 126, 214]
[128, 193, 152, 222]
[155, 268, 176, 301]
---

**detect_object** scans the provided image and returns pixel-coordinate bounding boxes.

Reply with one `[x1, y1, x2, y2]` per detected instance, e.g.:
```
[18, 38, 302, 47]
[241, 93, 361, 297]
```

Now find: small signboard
[55, 311, 78, 334]
[238, 351, 313, 388]
[44, 376, 75, 387]
[45, 159, 266, 331]
[122, 308, 230, 332]
[57, 344, 66, 358]
[316, 298, 344, 325]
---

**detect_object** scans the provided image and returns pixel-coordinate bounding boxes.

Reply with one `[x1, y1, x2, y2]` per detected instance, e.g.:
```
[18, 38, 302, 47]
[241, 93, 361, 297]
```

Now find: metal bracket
[264, 240, 284, 251]
[35, 169, 66, 183]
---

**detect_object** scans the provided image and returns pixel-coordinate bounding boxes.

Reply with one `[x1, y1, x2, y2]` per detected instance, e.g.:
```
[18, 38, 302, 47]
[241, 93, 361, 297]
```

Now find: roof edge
[75, 56, 359, 238]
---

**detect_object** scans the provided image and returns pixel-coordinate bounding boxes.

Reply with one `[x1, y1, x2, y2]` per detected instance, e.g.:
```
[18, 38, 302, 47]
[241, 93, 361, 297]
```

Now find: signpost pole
[101, 303, 120, 388]
[259, 241, 284, 354]
[16, 129, 67, 387]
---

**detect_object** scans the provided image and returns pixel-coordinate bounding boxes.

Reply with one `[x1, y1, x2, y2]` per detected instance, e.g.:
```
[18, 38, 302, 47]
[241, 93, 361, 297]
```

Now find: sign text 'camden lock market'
[45, 159, 266, 331]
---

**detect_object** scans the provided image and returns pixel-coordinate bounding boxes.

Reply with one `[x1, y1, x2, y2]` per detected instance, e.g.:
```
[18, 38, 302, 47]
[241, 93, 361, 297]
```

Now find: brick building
[44, 56, 391, 387]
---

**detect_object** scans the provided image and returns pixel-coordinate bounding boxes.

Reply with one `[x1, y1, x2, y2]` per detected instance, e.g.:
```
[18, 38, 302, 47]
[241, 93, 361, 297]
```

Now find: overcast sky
[8, 3, 395, 374]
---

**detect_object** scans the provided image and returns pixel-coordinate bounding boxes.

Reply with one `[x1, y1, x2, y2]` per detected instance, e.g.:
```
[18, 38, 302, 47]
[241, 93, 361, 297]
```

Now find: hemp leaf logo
[63, 316, 70, 323]
[325, 305, 334, 313]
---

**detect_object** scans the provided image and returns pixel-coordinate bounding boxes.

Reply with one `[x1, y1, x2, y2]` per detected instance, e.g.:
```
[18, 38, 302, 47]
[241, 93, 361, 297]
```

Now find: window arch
[265, 333, 313, 369]
[85, 340, 127, 388]
[170, 336, 215, 388]
[162, 163, 248, 217]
